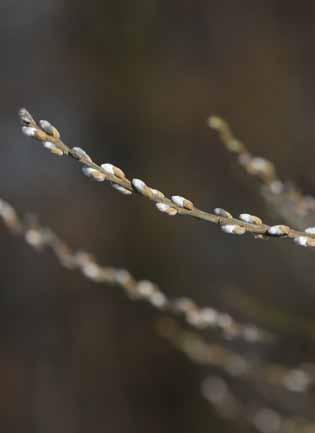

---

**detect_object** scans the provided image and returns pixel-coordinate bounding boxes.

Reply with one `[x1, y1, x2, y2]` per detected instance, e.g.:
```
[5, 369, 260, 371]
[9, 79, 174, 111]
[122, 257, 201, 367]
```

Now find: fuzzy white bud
[39, 120, 53, 132]
[101, 163, 125, 179]
[199, 308, 218, 325]
[267, 225, 290, 236]
[295, 236, 309, 247]
[283, 369, 312, 393]
[101, 163, 115, 175]
[22, 126, 37, 137]
[82, 262, 100, 279]
[151, 189, 165, 200]
[72, 147, 92, 162]
[239, 213, 262, 225]
[132, 178, 146, 193]
[112, 183, 132, 195]
[247, 157, 275, 177]
[221, 224, 246, 235]
[43, 141, 64, 156]
[25, 229, 43, 247]
[156, 202, 177, 216]
[150, 292, 167, 308]
[171, 195, 194, 210]
[82, 167, 105, 182]
[137, 280, 155, 297]
[171, 195, 185, 207]
[39, 119, 60, 138]
[305, 227, 315, 235]
[214, 208, 233, 219]
[0, 200, 17, 222]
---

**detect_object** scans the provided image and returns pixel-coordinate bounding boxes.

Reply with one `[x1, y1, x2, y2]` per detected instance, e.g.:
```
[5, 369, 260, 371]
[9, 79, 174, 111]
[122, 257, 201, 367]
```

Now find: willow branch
[202, 374, 315, 433]
[18, 108, 315, 249]
[209, 115, 315, 228]
[158, 318, 314, 394]
[0, 197, 267, 342]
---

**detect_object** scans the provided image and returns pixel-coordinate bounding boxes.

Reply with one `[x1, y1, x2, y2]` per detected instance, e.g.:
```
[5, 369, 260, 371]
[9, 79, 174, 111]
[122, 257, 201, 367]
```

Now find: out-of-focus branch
[0, 197, 266, 342]
[18, 108, 315, 248]
[158, 318, 315, 432]
[158, 318, 315, 393]
[209, 115, 315, 228]
[202, 375, 315, 433]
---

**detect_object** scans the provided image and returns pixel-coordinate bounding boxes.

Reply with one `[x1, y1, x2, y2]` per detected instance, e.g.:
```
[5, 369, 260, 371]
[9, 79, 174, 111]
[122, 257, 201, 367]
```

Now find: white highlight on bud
[239, 213, 262, 225]
[199, 308, 218, 325]
[25, 229, 42, 247]
[171, 195, 185, 207]
[82, 167, 105, 182]
[151, 189, 165, 200]
[221, 224, 246, 235]
[22, 126, 37, 137]
[294, 236, 309, 247]
[267, 225, 290, 236]
[214, 208, 233, 219]
[101, 163, 115, 175]
[171, 195, 193, 210]
[43, 141, 64, 156]
[112, 184, 132, 195]
[39, 120, 60, 138]
[156, 202, 177, 216]
[150, 292, 167, 308]
[137, 280, 155, 297]
[247, 157, 274, 176]
[39, 120, 53, 131]
[0, 200, 17, 222]
[305, 227, 315, 234]
[72, 147, 92, 162]
[156, 202, 168, 212]
[101, 163, 125, 179]
[132, 178, 146, 193]
[82, 262, 100, 279]
[283, 369, 312, 393]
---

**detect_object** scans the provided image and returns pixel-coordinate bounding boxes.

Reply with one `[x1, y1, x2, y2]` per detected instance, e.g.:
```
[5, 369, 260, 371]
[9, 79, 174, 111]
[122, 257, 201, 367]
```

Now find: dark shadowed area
[1, 1, 315, 432]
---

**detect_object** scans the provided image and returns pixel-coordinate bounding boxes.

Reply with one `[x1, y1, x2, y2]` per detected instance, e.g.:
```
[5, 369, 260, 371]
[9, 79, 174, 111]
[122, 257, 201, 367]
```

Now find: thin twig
[158, 318, 315, 394]
[0, 197, 266, 342]
[202, 375, 315, 433]
[209, 115, 315, 228]
[19, 108, 315, 248]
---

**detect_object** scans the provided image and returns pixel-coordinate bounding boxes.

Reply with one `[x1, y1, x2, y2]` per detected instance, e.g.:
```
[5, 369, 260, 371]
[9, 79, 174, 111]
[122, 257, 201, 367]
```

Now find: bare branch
[209, 115, 315, 228]
[158, 318, 315, 431]
[158, 318, 315, 394]
[0, 197, 267, 343]
[202, 375, 315, 433]
[19, 108, 315, 249]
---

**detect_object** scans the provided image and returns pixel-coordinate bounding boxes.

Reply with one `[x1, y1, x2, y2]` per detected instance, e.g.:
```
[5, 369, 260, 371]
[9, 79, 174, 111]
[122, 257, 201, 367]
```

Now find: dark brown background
[1, 1, 315, 432]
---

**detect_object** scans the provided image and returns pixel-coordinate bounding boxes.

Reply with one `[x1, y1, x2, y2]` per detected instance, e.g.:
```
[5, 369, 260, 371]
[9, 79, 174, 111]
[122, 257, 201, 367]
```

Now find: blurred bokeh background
[2, 1, 315, 432]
